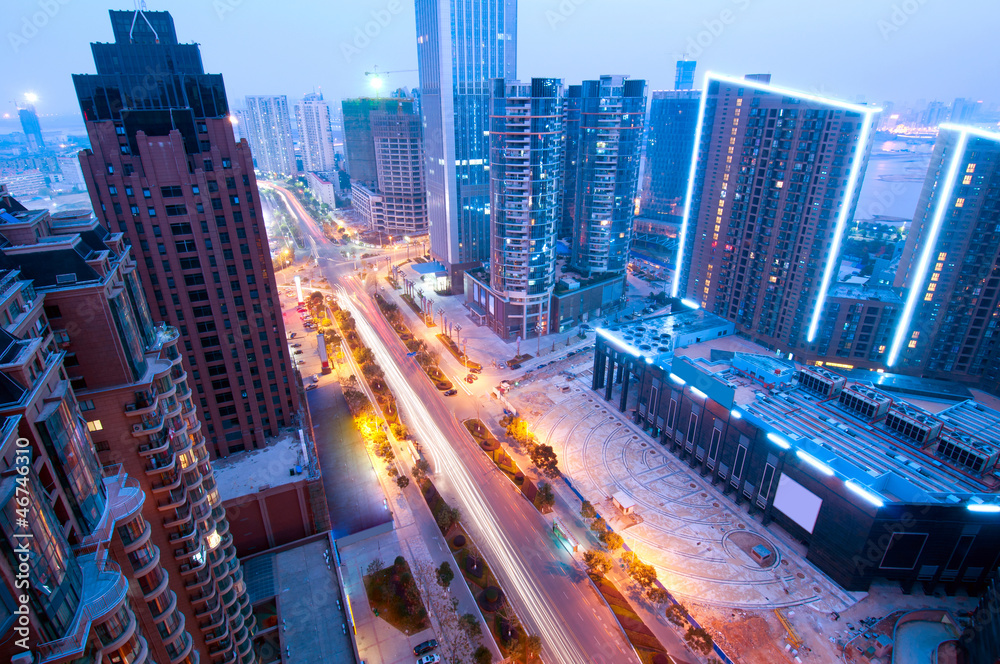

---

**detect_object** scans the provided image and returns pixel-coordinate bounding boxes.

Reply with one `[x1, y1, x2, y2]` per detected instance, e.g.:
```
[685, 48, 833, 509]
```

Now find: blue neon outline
[796, 449, 834, 475]
[671, 71, 710, 298]
[886, 129, 970, 366]
[845, 480, 884, 508]
[806, 109, 879, 342]
[766, 432, 790, 449]
[967, 503, 1000, 513]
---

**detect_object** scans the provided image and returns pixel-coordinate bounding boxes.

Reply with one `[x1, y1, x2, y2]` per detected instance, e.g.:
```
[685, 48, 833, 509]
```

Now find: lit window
[927, 283, 936, 292]
[955, 198, 965, 208]
[908, 340, 918, 348]
[937, 252, 947, 261]
[87, 419, 103, 432]
[924, 293, 933, 301]
[963, 175, 973, 185]
[930, 273, 939, 282]
[967, 163, 976, 173]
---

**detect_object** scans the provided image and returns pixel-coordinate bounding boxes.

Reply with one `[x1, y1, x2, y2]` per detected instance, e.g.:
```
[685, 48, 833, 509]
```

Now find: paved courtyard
[509, 362, 858, 612]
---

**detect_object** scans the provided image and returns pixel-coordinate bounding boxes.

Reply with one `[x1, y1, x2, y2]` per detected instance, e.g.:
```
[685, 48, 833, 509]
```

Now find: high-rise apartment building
[639, 89, 700, 221]
[465, 78, 564, 339]
[295, 93, 336, 173]
[415, 0, 517, 289]
[888, 125, 1000, 388]
[674, 60, 697, 90]
[73, 9, 299, 457]
[350, 101, 428, 240]
[675, 73, 880, 358]
[242, 95, 296, 176]
[0, 189, 256, 663]
[566, 75, 646, 276]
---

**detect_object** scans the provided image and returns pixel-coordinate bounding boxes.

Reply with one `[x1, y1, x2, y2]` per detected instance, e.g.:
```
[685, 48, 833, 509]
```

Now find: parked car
[416, 655, 440, 664]
[294, 350, 303, 355]
[413, 640, 438, 656]
[470, 366, 482, 374]
[305, 383, 318, 391]
[510, 363, 522, 370]
[310, 374, 320, 383]
[288, 332, 297, 339]
[291, 343, 302, 348]
[466, 373, 478, 381]
[443, 389, 457, 396]
[465, 375, 474, 383]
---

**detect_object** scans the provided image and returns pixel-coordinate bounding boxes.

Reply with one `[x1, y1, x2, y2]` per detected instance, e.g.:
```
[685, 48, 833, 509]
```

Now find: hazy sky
[4, 0, 999, 126]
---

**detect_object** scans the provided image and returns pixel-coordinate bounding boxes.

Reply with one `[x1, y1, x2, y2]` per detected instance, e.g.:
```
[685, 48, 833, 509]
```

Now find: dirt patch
[697, 611, 792, 664]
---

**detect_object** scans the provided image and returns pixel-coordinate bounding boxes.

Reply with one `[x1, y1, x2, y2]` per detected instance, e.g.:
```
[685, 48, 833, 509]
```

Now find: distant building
[243, 95, 297, 175]
[675, 73, 880, 361]
[341, 97, 415, 187]
[18, 104, 45, 152]
[566, 75, 646, 276]
[342, 97, 427, 240]
[674, 59, 697, 90]
[296, 92, 337, 172]
[416, 0, 517, 289]
[951, 97, 983, 124]
[464, 78, 564, 340]
[921, 101, 950, 128]
[593, 310, 1000, 594]
[306, 170, 343, 209]
[639, 89, 700, 221]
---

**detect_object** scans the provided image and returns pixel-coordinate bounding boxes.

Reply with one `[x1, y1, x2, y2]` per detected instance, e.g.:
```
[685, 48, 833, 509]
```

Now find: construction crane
[364, 67, 418, 97]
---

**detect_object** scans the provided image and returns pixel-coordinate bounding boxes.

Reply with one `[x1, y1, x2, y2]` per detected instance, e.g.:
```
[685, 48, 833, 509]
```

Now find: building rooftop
[597, 306, 734, 367]
[829, 281, 904, 303]
[681, 351, 1000, 503]
[212, 432, 312, 501]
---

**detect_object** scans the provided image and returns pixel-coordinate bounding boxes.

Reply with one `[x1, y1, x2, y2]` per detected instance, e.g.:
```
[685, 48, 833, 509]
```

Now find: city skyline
[5, 1, 1000, 125]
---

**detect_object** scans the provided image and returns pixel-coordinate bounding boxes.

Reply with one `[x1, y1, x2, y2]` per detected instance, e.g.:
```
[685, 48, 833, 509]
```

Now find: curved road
[268, 181, 639, 664]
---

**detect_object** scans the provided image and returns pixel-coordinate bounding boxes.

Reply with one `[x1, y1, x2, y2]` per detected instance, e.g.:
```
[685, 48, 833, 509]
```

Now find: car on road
[470, 366, 482, 374]
[510, 363, 522, 370]
[291, 343, 302, 348]
[288, 332, 297, 339]
[305, 383, 318, 391]
[465, 375, 475, 383]
[416, 655, 440, 664]
[413, 640, 438, 656]
[443, 389, 457, 396]
[294, 350, 303, 355]
[310, 374, 320, 383]
[466, 373, 478, 381]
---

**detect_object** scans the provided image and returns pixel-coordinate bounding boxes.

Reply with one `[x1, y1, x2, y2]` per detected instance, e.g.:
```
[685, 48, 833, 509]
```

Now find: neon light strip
[845, 480, 884, 508]
[806, 109, 879, 342]
[669, 372, 686, 385]
[967, 503, 1000, 513]
[596, 328, 643, 357]
[939, 122, 1000, 142]
[672, 71, 710, 298]
[766, 432, 790, 449]
[706, 73, 876, 114]
[796, 449, 834, 475]
[886, 129, 970, 366]
[680, 298, 700, 310]
[690, 387, 707, 399]
[730, 408, 742, 419]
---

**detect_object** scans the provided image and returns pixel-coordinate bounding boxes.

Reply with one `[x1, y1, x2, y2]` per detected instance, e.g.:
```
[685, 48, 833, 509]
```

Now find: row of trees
[502, 416, 560, 479]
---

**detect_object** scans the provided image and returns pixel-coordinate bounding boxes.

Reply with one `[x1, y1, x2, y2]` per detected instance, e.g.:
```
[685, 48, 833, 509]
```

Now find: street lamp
[454, 324, 462, 348]
[535, 321, 543, 356]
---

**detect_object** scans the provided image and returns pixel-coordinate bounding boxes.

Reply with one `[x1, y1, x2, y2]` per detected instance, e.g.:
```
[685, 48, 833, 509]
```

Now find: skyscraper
[242, 95, 296, 175]
[566, 75, 646, 276]
[0, 189, 255, 663]
[18, 103, 45, 152]
[674, 60, 697, 90]
[675, 73, 879, 357]
[350, 99, 428, 241]
[415, 0, 517, 290]
[74, 9, 300, 457]
[341, 96, 416, 188]
[295, 92, 337, 173]
[888, 125, 1000, 390]
[465, 78, 564, 339]
[639, 89, 700, 221]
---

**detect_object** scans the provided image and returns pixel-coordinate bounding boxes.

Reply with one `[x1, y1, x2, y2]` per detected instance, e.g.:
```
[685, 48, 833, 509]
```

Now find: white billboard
[773, 473, 823, 534]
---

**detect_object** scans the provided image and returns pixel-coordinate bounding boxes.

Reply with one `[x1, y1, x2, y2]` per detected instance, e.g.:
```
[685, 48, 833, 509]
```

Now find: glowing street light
[24, 92, 39, 104]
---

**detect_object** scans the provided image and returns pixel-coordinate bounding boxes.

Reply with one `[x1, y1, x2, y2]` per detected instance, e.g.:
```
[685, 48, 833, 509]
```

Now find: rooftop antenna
[130, 0, 160, 44]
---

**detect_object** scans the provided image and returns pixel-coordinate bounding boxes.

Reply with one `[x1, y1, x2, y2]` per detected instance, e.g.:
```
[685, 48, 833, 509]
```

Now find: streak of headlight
[336, 286, 594, 664]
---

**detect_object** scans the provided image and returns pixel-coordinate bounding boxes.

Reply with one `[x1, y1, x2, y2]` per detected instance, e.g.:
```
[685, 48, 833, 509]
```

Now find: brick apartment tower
[74, 10, 299, 457]
[0, 189, 256, 663]
[675, 73, 880, 358]
[0, 189, 167, 663]
[888, 125, 1000, 390]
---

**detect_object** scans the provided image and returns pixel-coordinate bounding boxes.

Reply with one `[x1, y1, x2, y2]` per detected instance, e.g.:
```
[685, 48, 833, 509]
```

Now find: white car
[416, 656, 440, 664]
[310, 374, 319, 383]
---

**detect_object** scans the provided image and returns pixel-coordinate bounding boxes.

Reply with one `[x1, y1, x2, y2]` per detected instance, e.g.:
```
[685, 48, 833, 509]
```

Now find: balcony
[75, 466, 145, 553]
[156, 488, 186, 512]
[125, 389, 158, 417]
[138, 434, 171, 457]
[35, 554, 128, 664]
[132, 413, 166, 438]
[163, 507, 193, 530]
[178, 556, 208, 578]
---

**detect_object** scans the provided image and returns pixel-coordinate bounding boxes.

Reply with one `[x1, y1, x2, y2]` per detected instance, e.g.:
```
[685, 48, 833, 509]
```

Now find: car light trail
[336, 285, 619, 664]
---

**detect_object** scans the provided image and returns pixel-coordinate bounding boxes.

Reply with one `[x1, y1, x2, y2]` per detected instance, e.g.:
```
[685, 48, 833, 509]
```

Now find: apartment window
[160, 185, 183, 197]
[86, 419, 103, 432]
[184, 274, 205, 286]
[147, 207, 157, 217]
[142, 188, 151, 198]
[222, 158, 232, 169]
[165, 204, 187, 216]
[44, 304, 62, 319]
[203, 159, 214, 171]
[108, 185, 118, 196]
[175, 240, 198, 253]
[179, 257, 201, 270]
[78, 399, 95, 411]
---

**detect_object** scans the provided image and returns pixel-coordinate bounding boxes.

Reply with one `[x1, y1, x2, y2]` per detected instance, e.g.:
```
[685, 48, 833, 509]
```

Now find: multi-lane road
[265, 181, 640, 664]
